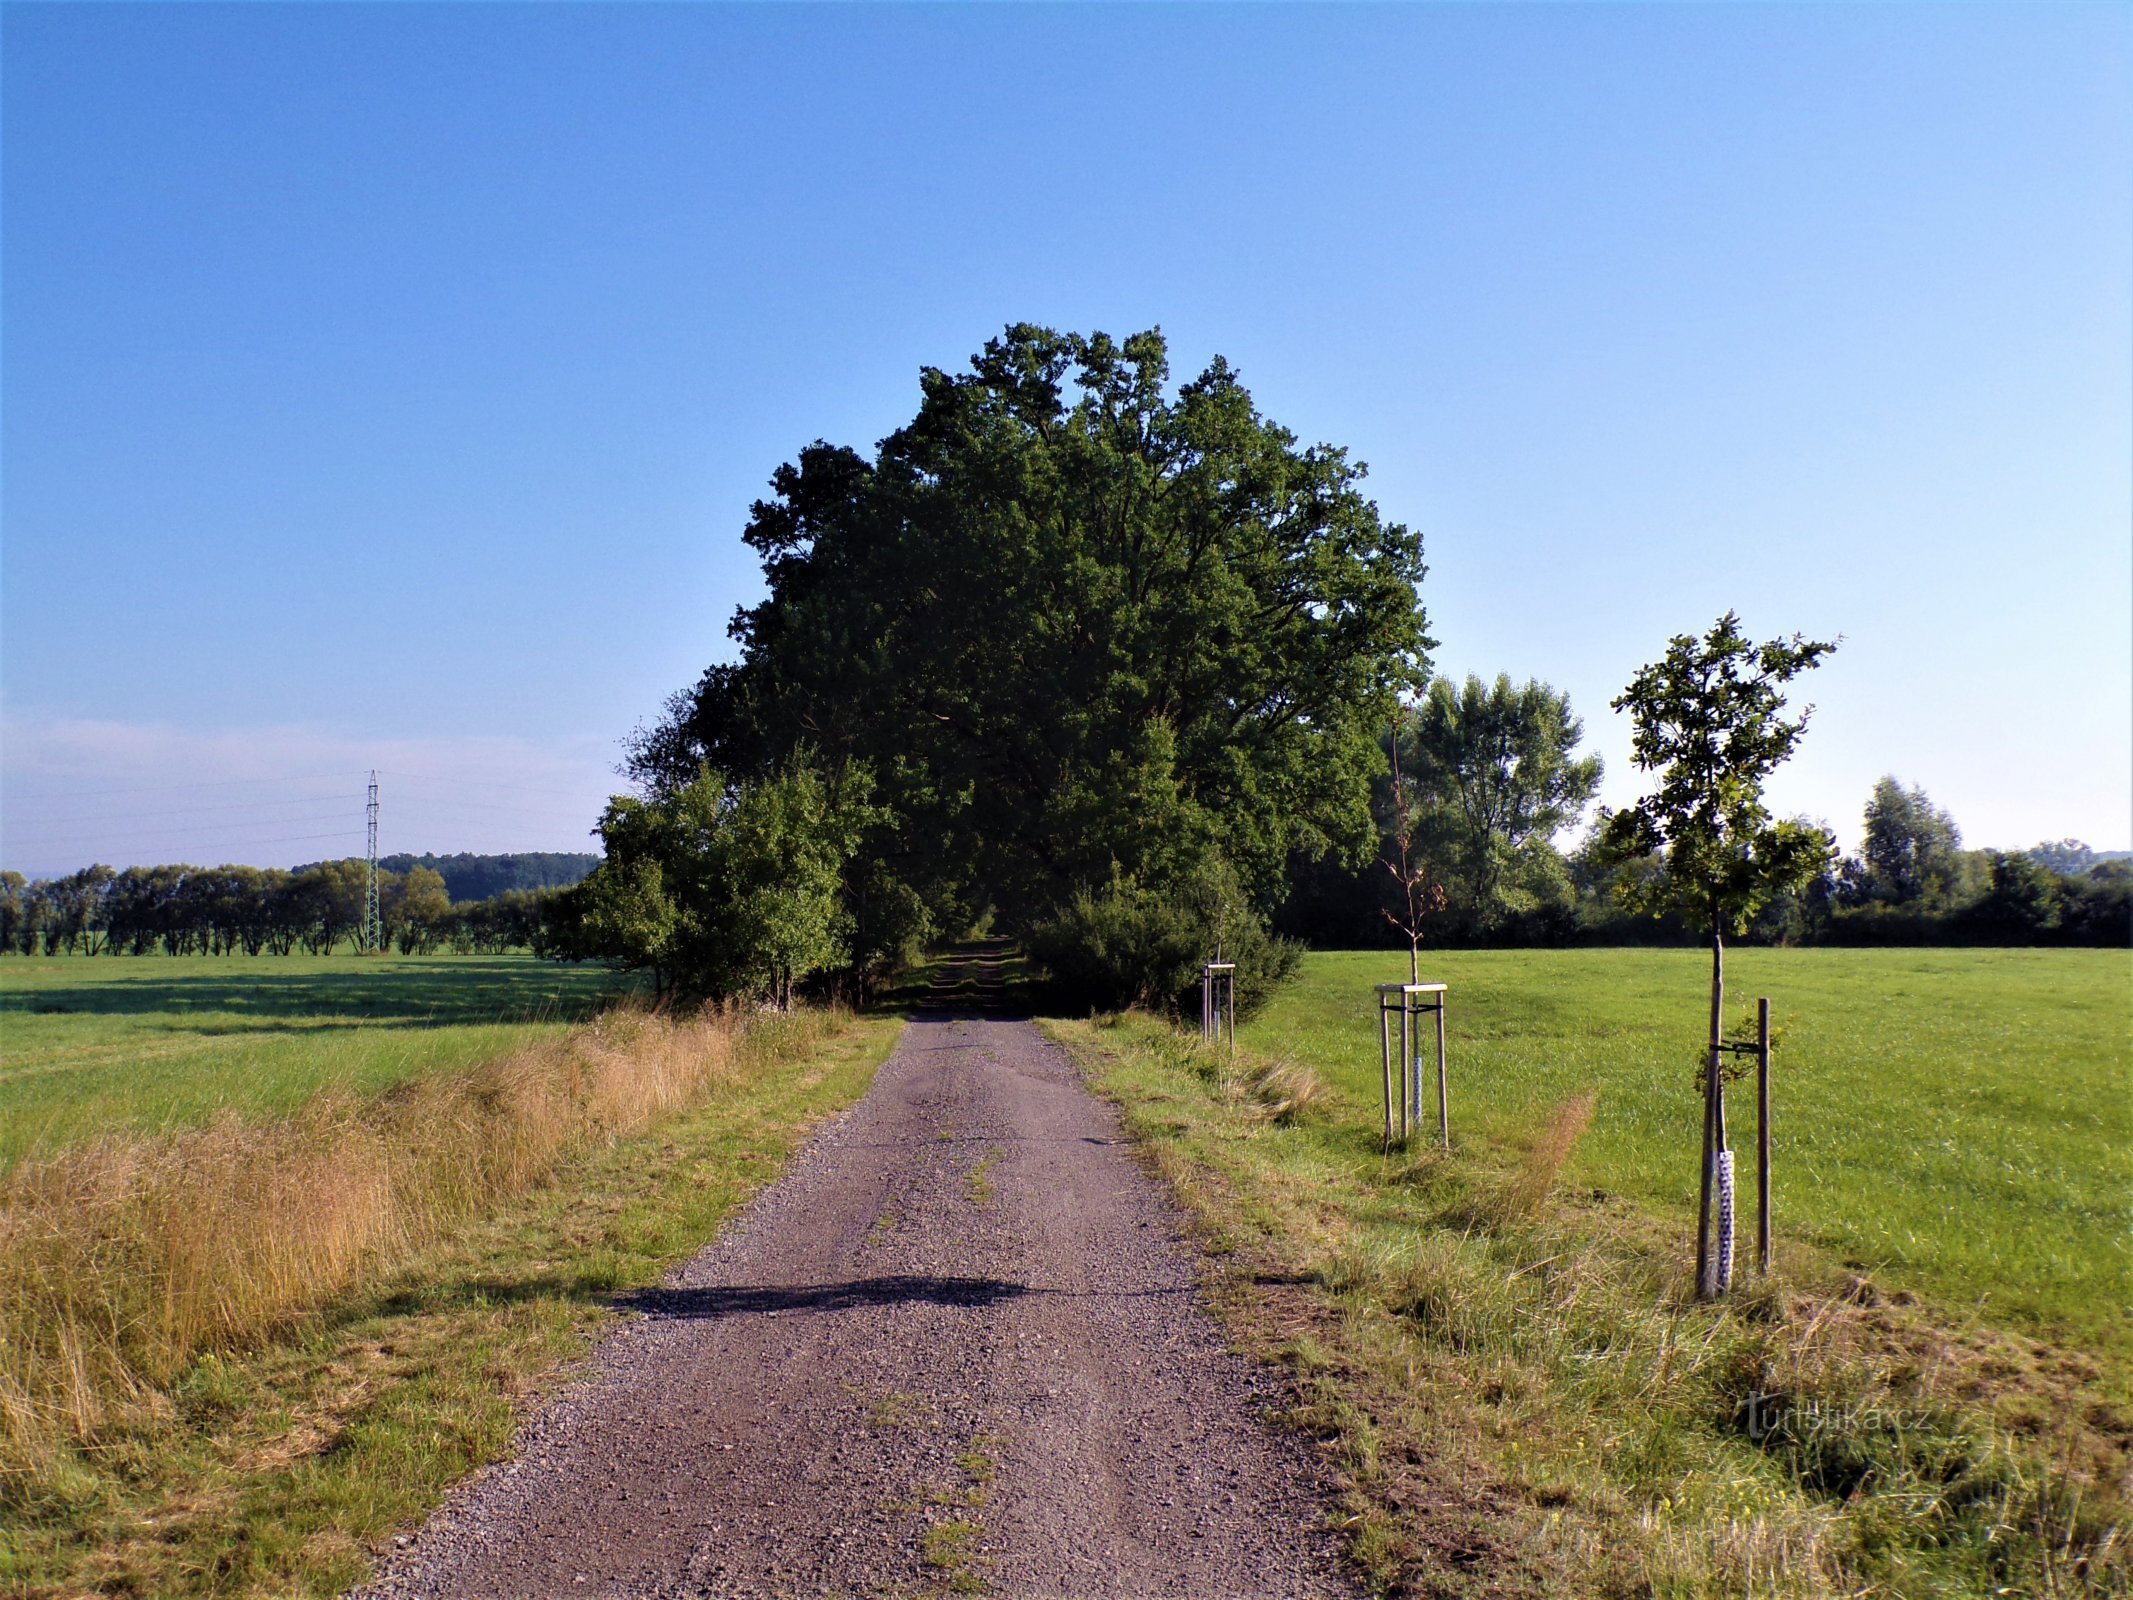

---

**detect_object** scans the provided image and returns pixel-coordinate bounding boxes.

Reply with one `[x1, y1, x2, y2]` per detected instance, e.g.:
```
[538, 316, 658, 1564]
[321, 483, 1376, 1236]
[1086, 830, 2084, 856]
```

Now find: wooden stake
[1756, 996, 1771, 1276]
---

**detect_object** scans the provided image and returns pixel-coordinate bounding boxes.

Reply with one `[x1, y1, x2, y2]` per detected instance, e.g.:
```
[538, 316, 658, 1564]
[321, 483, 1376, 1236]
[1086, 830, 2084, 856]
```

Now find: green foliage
[628, 324, 1432, 933]
[1851, 777, 1965, 908]
[0, 954, 619, 1165]
[1026, 861, 1300, 1020]
[558, 761, 875, 1004]
[1962, 850, 2063, 940]
[1599, 612, 1837, 937]
[2026, 839, 2113, 877]
[1274, 674, 1601, 949]
[2059, 860, 2133, 943]
[384, 867, 452, 954]
[1403, 673, 1601, 933]
[843, 859, 934, 990]
[373, 851, 600, 903]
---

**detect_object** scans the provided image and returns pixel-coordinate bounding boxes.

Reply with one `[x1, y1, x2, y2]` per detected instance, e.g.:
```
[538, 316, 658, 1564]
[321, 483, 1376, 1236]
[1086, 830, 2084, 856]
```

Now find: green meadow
[1247, 947, 2133, 1357]
[0, 954, 625, 1166]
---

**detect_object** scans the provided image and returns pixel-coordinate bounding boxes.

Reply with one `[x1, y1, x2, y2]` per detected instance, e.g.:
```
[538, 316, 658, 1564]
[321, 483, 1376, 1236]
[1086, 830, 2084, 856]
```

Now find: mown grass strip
[1048, 1010, 2130, 1600]
[0, 953, 624, 1167]
[1, 1007, 900, 1598]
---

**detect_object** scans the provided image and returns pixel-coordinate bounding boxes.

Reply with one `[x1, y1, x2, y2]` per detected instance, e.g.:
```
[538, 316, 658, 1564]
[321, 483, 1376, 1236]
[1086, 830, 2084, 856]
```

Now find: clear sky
[4, 2, 2128, 879]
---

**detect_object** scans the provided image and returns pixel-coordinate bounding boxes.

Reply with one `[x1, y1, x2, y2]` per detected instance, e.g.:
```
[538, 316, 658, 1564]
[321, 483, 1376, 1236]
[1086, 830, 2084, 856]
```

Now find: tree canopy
[554, 762, 873, 1004]
[630, 325, 1433, 939]
[1404, 674, 1602, 932]
[1853, 777, 1964, 907]
[1598, 613, 1837, 937]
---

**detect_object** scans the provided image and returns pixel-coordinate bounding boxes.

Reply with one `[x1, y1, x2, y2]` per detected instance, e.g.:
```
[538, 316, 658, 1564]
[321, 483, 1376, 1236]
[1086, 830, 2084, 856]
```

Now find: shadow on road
[892, 938, 1042, 1019]
[618, 1275, 1033, 1319]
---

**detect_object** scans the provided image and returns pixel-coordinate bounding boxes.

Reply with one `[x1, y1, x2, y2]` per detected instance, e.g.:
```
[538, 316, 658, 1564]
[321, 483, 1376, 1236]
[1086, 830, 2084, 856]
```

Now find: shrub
[1025, 862, 1300, 1019]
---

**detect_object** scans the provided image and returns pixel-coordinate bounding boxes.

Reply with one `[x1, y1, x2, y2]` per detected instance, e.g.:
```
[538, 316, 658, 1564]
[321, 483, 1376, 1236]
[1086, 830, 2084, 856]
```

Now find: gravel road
[356, 962, 1354, 1599]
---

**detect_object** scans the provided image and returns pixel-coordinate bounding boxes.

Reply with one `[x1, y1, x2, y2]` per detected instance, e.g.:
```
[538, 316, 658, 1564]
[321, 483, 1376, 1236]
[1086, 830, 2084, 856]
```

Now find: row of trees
[375, 851, 598, 902]
[0, 863, 551, 957]
[1815, 782, 2127, 944]
[547, 324, 2124, 1010]
[1278, 692, 2128, 950]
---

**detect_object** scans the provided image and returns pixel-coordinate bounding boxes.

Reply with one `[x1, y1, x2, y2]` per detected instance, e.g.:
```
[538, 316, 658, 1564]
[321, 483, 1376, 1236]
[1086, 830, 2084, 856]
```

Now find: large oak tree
[631, 325, 1433, 929]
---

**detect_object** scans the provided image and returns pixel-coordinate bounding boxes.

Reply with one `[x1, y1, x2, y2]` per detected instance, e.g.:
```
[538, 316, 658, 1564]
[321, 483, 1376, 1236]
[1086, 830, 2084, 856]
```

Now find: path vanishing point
[356, 950, 1355, 1599]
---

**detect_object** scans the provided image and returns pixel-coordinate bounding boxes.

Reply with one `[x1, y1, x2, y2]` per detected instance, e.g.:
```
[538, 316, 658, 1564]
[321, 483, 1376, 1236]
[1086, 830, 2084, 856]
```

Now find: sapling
[1599, 613, 1836, 1299]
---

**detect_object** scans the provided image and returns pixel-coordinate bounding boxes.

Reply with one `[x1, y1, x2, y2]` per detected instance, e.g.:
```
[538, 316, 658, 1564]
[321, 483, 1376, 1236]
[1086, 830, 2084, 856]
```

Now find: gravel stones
[354, 1011, 1355, 1599]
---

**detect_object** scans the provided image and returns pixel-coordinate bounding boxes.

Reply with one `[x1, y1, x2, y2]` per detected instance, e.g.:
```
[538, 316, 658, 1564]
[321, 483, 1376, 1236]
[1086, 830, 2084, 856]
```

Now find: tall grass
[1056, 1009, 2132, 1597]
[0, 1001, 827, 1513]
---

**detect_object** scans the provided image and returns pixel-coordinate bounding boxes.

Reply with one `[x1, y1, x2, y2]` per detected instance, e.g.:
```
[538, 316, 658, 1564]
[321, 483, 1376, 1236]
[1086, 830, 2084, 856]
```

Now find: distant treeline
[0, 861, 554, 957]
[371, 851, 598, 903]
[1281, 769, 2133, 950]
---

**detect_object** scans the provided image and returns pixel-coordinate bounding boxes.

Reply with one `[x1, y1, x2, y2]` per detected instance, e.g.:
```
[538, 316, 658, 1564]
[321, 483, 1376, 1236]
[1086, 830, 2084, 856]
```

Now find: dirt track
[357, 955, 1353, 1598]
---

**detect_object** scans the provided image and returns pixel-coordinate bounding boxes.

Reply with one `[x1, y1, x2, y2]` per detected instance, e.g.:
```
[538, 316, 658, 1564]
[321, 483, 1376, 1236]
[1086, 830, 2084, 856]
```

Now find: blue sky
[4, 2, 2128, 877]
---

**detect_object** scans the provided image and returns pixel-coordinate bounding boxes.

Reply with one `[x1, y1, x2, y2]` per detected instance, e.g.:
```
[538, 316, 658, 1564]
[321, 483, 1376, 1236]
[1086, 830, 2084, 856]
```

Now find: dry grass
[1470, 1090, 1597, 1227]
[0, 1000, 801, 1515]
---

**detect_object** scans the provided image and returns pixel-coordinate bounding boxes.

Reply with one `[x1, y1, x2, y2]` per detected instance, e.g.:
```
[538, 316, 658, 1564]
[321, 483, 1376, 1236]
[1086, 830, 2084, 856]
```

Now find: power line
[16, 811, 356, 845]
[379, 772, 623, 798]
[5, 829, 368, 867]
[374, 794, 604, 820]
[4, 794, 356, 828]
[1, 771, 368, 801]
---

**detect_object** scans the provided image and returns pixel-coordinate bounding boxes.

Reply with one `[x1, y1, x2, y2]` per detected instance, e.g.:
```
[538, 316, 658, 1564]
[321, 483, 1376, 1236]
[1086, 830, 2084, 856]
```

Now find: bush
[1025, 863, 1300, 1019]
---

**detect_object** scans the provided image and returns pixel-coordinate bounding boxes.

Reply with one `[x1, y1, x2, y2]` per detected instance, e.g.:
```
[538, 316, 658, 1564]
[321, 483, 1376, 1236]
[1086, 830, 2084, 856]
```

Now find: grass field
[0, 954, 625, 1165]
[1053, 944, 2133, 1596]
[1247, 947, 2132, 1358]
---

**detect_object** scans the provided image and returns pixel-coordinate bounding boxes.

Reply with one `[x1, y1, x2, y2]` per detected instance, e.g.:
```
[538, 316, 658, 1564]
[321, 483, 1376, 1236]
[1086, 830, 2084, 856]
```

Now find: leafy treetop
[631, 324, 1433, 926]
[1599, 611, 1837, 936]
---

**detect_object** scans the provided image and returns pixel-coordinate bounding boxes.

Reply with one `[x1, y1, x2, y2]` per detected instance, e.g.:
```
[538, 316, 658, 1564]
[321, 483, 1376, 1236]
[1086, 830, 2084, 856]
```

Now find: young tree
[1382, 716, 1448, 981]
[560, 760, 874, 1004]
[1598, 612, 1836, 1298]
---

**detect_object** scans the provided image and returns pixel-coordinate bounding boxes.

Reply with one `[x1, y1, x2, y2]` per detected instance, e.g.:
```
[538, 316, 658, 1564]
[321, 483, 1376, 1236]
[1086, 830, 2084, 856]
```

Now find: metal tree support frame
[1376, 982, 1448, 1148]
[1201, 963, 1236, 1054]
[1702, 996, 1775, 1293]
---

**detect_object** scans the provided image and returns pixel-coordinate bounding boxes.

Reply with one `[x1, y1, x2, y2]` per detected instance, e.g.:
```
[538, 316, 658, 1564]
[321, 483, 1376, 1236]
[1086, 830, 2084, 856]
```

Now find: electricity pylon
[363, 771, 382, 954]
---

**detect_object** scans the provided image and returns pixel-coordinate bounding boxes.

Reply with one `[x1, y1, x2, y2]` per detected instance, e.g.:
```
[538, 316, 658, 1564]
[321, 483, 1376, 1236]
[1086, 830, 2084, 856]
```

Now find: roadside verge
[2, 1006, 901, 1599]
[1046, 1010, 2129, 1600]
